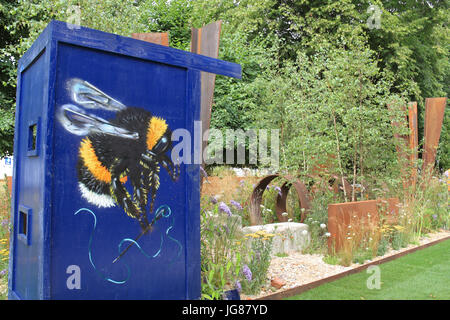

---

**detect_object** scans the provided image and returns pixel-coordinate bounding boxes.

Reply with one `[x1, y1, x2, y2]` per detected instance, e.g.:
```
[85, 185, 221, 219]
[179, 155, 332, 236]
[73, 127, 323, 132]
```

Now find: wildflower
[288, 218, 293, 222]
[242, 264, 252, 282]
[274, 186, 282, 196]
[235, 280, 242, 293]
[320, 223, 326, 229]
[325, 232, 331, 237]
[230, 200, 243, 211]
[210, 196, 218, 204]
[200, 166, 208, 178]
[302, 230, 308, 236]
[0, 269, 5, 277]
[239, 180, 245, 187]
[219, 202, 232, 217]
[432, 214, 438, 220]
[281, 212, 288, 217]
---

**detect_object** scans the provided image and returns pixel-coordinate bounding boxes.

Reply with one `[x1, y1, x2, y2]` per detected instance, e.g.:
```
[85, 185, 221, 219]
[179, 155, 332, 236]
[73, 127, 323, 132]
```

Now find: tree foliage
[0, 0, 448, 169]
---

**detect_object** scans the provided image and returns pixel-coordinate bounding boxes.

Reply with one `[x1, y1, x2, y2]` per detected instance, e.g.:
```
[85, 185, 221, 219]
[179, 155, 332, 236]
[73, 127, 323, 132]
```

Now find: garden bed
[242, 229, 450, 300]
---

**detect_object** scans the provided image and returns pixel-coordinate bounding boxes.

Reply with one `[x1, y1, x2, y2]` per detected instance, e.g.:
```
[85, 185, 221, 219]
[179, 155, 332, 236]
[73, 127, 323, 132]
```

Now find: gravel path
[241, 230, 450, 299]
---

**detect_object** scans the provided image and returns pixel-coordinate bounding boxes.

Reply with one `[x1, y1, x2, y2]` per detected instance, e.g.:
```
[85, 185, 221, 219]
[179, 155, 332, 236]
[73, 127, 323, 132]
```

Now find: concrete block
[242, 222, 310, 255]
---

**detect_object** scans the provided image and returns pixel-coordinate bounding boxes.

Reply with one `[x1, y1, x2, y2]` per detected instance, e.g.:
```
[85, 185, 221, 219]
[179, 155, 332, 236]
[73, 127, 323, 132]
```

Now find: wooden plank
[131, 32, 169, 46]
[190, 21, 222, 170]
[46, 20, 241, 79]
[423, 97, 447, 171]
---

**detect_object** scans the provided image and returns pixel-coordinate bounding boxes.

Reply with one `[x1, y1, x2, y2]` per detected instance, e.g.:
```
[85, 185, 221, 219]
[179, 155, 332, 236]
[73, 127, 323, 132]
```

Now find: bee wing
[68, 78, 127, 111]
[57, 104, 139, 140]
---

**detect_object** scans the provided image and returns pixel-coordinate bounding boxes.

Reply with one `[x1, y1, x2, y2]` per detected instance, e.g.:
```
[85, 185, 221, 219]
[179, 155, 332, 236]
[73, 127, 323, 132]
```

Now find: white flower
[302, 230, 308, 236]
[325, 232, 331, 237]
[320, 223, 326, 229]
[281, 212, 288, 217]
[288, 218, 293, 222]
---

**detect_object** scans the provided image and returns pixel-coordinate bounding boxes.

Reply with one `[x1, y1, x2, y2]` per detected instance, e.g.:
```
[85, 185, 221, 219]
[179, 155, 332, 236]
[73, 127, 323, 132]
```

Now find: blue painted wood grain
[10, 20, 241, 300]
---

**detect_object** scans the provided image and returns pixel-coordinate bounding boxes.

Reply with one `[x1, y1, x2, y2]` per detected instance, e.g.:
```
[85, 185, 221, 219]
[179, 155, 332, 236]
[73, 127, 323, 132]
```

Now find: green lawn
[286, 239, 450, 300]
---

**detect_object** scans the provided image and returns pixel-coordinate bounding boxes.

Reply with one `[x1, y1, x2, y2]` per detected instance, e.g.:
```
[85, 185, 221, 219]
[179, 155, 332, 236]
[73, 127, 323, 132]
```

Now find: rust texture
[408, 101, 418, 187]
[190, 21, 222, 169]
[131, 32, 169, 46]
[423, 97, 447, 171]
[248, 174, 311, 225]
[327, 198, 399, 253]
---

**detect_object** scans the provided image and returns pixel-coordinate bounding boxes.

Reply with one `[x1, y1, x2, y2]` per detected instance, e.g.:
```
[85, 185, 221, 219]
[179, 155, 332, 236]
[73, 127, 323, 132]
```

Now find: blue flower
[274, 186, 282, 196]
[242, 264, 252, 282]
[200, 166, 208, 178]
[219, 202, 232, 217]
[210, 196, 218, 204]
[230, 200, 243, 211]
[235, 280, 242, 293]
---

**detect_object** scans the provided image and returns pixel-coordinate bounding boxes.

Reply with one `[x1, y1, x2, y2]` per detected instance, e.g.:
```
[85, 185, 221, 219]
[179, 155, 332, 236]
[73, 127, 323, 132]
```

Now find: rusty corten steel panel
[423, 97, 447, 171]
[408, 102, 418, 187]
[190, 21, 222, 172]
[327, 198, 399, 253]
[131, 32, 169, 46]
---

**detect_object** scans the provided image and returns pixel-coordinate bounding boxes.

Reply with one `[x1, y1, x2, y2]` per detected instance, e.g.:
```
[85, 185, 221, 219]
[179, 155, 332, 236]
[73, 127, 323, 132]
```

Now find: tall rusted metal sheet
[408, 102, 418, 187]
[190, 21, 222, 170]
[327, 198, 399, 253]
[423, 97, 447, 171]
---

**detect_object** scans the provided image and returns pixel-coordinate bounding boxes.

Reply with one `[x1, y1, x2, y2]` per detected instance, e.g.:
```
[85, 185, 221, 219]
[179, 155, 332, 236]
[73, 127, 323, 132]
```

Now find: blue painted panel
[10, 48, 48, 300]
[9, 20, 240, 300]
[50, 43, 190, 299]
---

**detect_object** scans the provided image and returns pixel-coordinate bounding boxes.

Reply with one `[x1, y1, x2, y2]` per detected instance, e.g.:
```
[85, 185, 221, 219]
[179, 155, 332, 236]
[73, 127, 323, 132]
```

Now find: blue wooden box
[8, 20, 241, 300]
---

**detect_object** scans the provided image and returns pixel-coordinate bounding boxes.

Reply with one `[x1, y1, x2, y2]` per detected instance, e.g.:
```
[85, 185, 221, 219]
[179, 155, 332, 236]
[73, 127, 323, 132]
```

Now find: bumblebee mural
[57, 79, 180, 234]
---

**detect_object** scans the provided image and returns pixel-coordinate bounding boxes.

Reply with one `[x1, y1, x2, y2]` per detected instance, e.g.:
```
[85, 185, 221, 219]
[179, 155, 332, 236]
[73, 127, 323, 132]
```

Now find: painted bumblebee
[57, 78, 180, 232]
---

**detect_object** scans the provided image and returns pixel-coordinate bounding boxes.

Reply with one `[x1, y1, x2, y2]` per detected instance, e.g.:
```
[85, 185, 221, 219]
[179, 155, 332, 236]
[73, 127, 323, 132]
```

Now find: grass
[0, 178, 11, 300]
[286, 239, 450, 300]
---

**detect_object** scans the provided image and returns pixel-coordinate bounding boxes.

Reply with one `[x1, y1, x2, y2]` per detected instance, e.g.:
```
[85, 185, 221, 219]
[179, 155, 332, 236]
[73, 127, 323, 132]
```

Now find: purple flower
[230, 200, 243, 211]
[235, 280, 242, 293]
[1, 219, 8, 227]
[274, 186, 282, 196]
[239, 180, 245, 187]
[219, 202, 232, 217]
[432, 214, 438, 220]
[242, 264, 252, 282]
[210, 196, 218, 204]
[0, 269, 6, 277]
[200, 166, 208, 178]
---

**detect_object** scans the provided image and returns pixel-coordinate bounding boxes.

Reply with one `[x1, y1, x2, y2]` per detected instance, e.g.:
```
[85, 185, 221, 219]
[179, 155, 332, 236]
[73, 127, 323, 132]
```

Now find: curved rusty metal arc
[248, 174, 311, 225]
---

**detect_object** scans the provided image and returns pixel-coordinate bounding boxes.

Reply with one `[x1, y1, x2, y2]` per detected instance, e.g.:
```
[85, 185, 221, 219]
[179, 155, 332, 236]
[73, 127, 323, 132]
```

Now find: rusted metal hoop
[248, 174, 311, 225]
